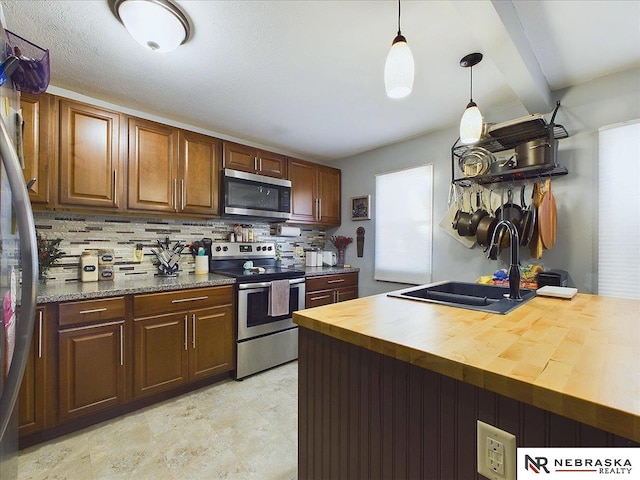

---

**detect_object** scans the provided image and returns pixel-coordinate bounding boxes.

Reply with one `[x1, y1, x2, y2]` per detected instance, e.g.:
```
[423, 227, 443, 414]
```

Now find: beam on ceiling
[452, 0, 553, 114]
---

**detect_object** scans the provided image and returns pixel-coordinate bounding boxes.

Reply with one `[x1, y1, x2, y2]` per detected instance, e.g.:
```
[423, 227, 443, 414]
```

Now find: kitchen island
[293, 291, 639, 479]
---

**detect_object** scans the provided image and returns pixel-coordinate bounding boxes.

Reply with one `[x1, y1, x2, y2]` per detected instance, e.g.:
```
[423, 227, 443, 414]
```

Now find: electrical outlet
[294, 246, 304, 256]
[133, 248, 144, 263]
[477, 421, 516, 480]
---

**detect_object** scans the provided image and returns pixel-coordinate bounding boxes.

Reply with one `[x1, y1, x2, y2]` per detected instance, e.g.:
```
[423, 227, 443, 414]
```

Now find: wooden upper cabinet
[21, 93, 54, 206]
[318, 165, 341, 225]
[223, 141, 286, 178]
[288, 157, 341, 226]
[58, 100, 123, 209]
[288, 157, 317, 224]
[127, 117, 179, 213]
[179, 130, 221, 215]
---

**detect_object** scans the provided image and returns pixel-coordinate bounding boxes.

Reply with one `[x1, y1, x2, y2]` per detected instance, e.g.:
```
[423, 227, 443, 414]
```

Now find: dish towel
[268, 279, 290, 317]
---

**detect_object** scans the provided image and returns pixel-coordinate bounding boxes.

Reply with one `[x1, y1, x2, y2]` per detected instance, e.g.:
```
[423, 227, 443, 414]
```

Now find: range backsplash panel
[35, 212, 326, 284]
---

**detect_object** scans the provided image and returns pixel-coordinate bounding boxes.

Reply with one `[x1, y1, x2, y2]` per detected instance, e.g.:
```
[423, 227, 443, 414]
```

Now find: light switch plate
[477, 421, 516, 480]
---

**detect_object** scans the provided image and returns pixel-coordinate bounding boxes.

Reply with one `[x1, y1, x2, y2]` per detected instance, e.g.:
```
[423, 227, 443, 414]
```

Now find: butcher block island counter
[293, 291, 639, 480]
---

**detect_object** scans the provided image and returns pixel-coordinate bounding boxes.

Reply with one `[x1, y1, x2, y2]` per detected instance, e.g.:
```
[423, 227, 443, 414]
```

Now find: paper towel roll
[277, 225, 301, 237]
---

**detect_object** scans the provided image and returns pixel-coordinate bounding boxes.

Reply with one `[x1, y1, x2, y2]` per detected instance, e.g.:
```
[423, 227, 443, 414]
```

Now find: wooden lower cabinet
[18, 307, 48, 436]
[305, 272, 358, 308]
[19, 286, 236, 445]
[133, 311, 189, 398]
[58, 320, 126, 421]
[133, 286, 235, 399]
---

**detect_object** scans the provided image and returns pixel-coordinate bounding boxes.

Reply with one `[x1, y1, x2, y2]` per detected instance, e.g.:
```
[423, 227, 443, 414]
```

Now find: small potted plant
[36, 232, 63, 282]
[275, 243, 283, 268]
[329, 235, 353, 267]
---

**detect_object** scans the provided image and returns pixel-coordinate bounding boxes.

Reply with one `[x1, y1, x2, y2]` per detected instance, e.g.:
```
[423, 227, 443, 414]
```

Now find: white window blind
[375, 164, 433, 284]
[598, 120, 640, 299]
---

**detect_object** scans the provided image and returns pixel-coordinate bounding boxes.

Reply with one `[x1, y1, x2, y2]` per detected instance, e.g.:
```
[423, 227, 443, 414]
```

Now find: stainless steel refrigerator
[0, 67, 38, 480]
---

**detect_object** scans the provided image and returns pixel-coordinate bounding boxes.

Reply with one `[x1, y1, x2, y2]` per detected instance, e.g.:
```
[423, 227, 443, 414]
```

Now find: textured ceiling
[2, 0, 639, 161]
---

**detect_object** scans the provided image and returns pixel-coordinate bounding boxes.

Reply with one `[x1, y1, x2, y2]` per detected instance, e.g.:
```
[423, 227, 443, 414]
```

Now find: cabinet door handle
[254, 156, 258, 172]
[258, 157, 263, 172]
[192, 313, 196, 349]
[327, 279, 345, 284]
[119, 324, 124, 366]
[184, 314, 188, 351]
[174, 178, 178, 211]
[78, 307, 107, 314]
[37, 310, 43, 358]
[181, 178, 185, 211]
[333, 291, 337, 303]
[171, 296, 208, 304]
[318, 198, 322, 220]
[113, 169, 118, 206]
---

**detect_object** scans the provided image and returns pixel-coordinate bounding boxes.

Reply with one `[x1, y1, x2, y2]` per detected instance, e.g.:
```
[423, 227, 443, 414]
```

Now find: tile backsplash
[35, 212, 326, 284]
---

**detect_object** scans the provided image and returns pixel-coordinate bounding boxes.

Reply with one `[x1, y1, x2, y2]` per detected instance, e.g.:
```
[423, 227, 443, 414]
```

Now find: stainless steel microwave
[222, 169, 292, 221]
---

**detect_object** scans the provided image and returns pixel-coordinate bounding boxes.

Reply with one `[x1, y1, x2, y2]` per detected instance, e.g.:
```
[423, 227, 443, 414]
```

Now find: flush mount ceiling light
[384, 0, 414, 99]
[459, 52, 484, 144]
[112, 0, 191, 53]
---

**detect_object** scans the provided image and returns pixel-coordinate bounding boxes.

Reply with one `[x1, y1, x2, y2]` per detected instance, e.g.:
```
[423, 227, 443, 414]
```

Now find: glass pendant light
[459, 52, 484, 144]
[113, 0, 191, 53]
[384, 0, 414, 99]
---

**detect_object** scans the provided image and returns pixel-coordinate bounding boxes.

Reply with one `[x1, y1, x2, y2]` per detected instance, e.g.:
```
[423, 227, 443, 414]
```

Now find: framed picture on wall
[351, 195, 371, 220]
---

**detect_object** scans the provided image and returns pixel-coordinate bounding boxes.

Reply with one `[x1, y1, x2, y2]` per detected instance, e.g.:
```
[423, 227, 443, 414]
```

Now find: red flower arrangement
[329, 235, 353, 250]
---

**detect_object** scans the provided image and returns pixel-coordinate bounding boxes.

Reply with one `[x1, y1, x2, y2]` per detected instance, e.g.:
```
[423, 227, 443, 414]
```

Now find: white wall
[329, 68, 640, 297]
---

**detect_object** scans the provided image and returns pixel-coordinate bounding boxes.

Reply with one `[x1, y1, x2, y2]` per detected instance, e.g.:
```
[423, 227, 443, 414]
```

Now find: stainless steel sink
[387, 281, 536, 314]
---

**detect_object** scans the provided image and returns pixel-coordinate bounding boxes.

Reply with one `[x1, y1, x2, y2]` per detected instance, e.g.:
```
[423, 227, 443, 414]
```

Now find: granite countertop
[36, 266, 359, 303]
[36, 274, 236, 303]
[293, 290, 640, 442]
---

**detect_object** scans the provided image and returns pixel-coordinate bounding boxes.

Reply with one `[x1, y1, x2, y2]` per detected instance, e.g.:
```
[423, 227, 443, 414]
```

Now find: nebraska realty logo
[518, 448, 639, 478]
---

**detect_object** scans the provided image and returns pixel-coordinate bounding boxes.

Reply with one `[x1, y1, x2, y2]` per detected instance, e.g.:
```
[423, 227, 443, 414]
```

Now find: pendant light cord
[469, 66, 474, 102]
[397, 0, 402, 35]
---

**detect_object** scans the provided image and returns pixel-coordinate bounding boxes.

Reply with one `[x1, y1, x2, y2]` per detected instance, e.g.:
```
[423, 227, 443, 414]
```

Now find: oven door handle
[238, 277, 306, 290]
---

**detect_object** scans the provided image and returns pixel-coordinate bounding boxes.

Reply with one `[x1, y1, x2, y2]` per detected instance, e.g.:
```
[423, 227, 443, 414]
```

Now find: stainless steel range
[209, 242, 305, 379]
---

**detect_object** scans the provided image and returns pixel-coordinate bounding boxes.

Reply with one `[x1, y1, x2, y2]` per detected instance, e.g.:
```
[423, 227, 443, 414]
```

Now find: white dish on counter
[536, 286, 578, 299]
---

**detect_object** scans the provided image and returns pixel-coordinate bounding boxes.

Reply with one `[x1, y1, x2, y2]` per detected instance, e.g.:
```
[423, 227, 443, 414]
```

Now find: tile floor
[18, 361, 298, 480]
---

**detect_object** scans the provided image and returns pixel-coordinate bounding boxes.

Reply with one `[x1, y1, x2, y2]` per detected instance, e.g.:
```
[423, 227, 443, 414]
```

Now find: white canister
[306, 250, 317, 267]
[315, 250, 324, 267]
[195, 255, 209, 275]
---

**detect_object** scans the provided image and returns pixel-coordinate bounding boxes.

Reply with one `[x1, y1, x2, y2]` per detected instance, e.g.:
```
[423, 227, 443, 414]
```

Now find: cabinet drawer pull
[184, 315, 188, 351]
[310, 295, 331, 301]
[326, 279, 345, 284]
[120, 324, 124, 366]
[192, 313, 196, 349]
[78, 307, 107, 314]
[38, 310, 43, 358]
[171, 296, 208, 304]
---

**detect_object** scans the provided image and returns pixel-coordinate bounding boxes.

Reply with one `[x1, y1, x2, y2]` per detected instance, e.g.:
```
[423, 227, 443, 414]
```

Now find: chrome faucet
[489, 220, 522, 300]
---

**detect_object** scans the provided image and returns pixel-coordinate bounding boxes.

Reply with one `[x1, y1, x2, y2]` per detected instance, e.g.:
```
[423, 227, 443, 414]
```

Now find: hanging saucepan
[495, 189, 523, 248]
[518, 184, 536, 246]
[476, 188, 499, 249]
[456, 189, 475, 237]
[469, 188, 489, 236]
[515, 137, 558, 168]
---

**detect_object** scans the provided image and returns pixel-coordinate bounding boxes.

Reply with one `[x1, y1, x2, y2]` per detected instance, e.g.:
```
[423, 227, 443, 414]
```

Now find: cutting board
[528, 181, 544, 259]
[538, 178, 557, 249]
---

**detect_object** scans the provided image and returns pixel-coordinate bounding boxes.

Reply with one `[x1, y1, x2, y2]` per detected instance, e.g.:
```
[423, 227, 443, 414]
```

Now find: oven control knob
[216, 246, 221, 252]
[267, 246, 273, 251]
[223, 246, 228, 251]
